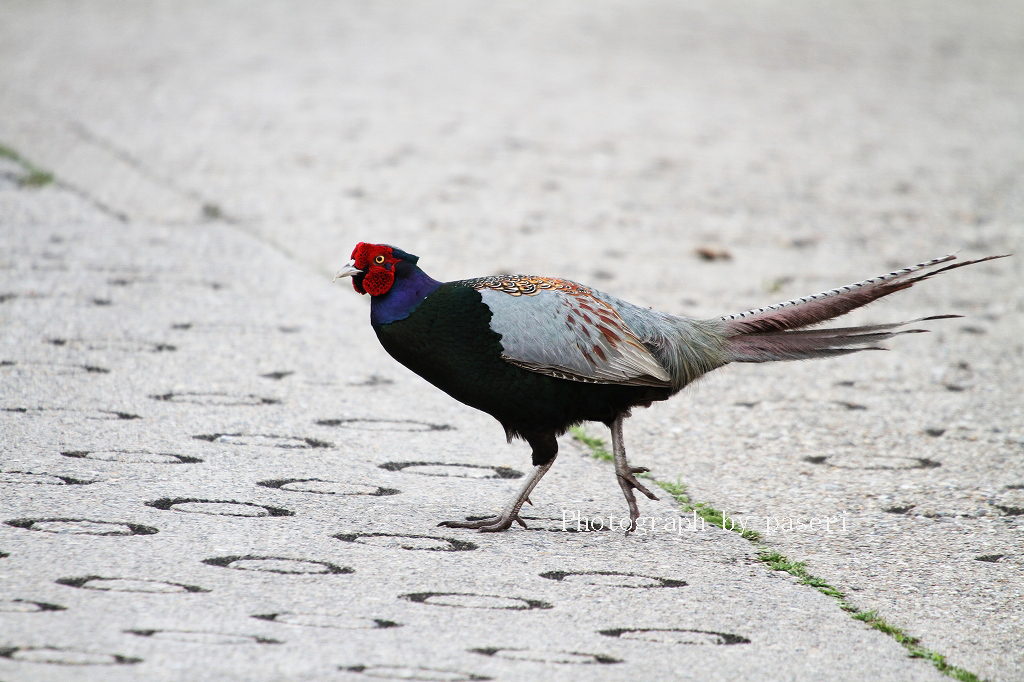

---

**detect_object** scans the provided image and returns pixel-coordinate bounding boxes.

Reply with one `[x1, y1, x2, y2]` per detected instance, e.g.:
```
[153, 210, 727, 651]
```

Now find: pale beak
[333, 260, 362, 282]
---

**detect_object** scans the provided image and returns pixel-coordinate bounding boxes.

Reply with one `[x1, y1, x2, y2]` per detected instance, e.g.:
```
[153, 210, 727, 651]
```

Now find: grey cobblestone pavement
[2, 2, 1022, 681]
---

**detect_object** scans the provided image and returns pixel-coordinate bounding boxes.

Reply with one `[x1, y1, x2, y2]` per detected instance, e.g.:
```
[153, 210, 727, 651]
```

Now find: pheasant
[334, 243, 1006, 532]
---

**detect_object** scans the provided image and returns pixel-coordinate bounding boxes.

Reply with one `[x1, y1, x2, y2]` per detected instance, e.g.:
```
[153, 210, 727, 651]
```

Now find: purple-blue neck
[370, 262, 442, 327]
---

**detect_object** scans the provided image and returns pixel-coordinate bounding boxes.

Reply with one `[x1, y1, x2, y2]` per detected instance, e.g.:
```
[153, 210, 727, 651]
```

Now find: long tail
[720, 254, 1008, 363]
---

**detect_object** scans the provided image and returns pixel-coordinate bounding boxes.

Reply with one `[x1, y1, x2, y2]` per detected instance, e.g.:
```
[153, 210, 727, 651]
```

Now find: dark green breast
[372, 282, 670, 438]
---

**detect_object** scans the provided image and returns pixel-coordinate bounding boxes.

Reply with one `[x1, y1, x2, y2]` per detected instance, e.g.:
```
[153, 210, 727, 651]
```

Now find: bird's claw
[615, 468, 659, 535]
[438, 513, 528, 532]
[617, 470, 659, 502]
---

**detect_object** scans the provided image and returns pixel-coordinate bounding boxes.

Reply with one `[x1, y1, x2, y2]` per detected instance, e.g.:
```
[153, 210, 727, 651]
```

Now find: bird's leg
[439, 459, 555, 532]
[610, 414, 658, 533]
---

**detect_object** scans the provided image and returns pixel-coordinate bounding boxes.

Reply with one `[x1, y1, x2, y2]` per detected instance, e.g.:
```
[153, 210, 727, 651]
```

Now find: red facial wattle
[350, 242, 400, 296]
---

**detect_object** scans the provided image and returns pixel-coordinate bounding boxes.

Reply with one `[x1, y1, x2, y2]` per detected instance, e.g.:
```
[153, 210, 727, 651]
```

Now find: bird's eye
[374, 255, 385, 264]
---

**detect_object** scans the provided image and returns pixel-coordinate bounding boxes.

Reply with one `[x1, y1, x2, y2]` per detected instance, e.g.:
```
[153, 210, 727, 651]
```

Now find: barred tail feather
[727, 325, 927, 363]
[719, 254, 1008, 363]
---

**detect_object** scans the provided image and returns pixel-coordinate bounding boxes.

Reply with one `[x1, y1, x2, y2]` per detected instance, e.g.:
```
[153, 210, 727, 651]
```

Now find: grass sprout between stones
[569, 427, 984, 682]
[0, 144, 54, 187]
[0, 143, 128, 221]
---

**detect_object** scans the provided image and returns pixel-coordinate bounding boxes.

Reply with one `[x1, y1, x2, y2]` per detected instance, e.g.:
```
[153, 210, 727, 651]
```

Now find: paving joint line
[64, 125, 312, 268]
[569, 426, 986, 682]
[68, 121, 232, 223]
[2, 141, 126, 221]
[0, 140, 307, 268]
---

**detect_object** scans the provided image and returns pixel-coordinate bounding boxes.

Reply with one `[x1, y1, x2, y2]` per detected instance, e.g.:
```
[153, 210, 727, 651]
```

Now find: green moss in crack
[570, 429, 760, 541]
[571, 427, 984, 682]
[569, 426, 613, 462]
[758, 554, 981, 680]
[851, 610, 981, 681]
[0, 143, 55, 187]
[22, 168, 54, 187]
[656, 478, 762, 541]
[695, 501, 762, 542]
[757, 551, 844, 599]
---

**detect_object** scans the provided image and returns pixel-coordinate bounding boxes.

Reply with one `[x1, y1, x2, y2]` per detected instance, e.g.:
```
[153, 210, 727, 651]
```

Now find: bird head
[334, 242, 420, 296]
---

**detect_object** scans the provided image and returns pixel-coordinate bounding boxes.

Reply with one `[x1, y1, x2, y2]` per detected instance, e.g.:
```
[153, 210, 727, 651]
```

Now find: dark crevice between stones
[5, 518, 158, 536]
[193, 433, 331, 449]
[400, 592, 552, 610]
[251, 613, 401, 629]
[3, 407, 140, 420]
[257, 478, 399, 496]
[317, 417, 453, 432]
[341, 666, 490, 681]
[45, 338, 175, 352]
[56, 576, 209, 593]
[378, 461, 522, 479]
[599, 628, 750, 645]
[348, 374, 394, 386]
[0, 599, 66, 612]
[0, 646, 142, 665]
[1, 471, 98, 485]
[151, 392, 280, 406]
[539, 570, 686, 588]
[802, 455, 941, 470]
[470, 647, 622, 664]
[61, 450, 203, 464]
[125, 629, 281, 645]
[146, 498, 294, 517]
[0, 361, 108, 374]
[333, 533, 477, 552]
[993, 505, 1023, 516]
[202, 555, 353, 575]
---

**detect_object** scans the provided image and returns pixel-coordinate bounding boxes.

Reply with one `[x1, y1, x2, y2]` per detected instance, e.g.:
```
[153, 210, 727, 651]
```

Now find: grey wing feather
[478, 288, 672, 387]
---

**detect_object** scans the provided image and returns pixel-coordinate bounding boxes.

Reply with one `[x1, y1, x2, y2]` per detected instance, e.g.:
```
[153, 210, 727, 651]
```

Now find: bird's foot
[615, 467, 659, 534]
[438, 459, 554, 532]
[439, 513, 528, 532]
